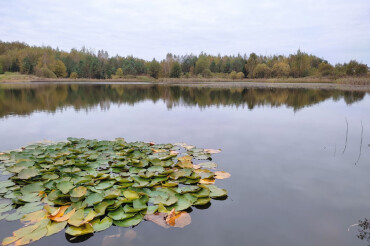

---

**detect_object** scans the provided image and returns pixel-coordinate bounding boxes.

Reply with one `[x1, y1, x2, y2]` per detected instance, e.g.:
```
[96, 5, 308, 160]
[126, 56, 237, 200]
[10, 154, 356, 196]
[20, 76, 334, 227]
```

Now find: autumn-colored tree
[53, 60, 67, 78]
[318, 63, 333, 76]
[36, 66, 57, 78]
[0, 40, 366, 80]
[236, 72, 244, 79]
[70, 72, 78, 79]
[245, 53, 258, 78]
[170, 62, 182, 78]
[253, 64, 271, 78]
[289, 50, 310, 77]
[272, 62, 290, 77]
[230, 71, 237, 79]
[115, 68, 124, 78]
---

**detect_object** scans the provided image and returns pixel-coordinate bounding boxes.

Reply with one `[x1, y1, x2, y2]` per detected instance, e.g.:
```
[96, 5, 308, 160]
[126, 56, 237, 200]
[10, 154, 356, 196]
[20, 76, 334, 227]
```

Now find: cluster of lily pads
[0, 138, 229, 245]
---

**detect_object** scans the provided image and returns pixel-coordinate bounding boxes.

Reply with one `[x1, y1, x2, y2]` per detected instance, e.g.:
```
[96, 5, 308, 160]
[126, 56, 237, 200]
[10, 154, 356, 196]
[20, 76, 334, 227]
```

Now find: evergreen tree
[170, 62, 182, 78]
[148, 59, 161, 79]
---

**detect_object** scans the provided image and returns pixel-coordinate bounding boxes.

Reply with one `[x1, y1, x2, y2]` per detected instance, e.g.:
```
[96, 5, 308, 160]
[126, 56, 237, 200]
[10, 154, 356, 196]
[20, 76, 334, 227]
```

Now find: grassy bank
[1, 72, 369, 85]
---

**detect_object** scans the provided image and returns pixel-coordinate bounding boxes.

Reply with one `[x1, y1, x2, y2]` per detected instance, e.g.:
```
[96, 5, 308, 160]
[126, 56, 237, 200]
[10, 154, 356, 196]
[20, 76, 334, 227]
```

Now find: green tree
[194, 56, 210, 74]
[355, 63, 368, 76]
[202, 68, 212, 78]
[148, 59, 161, 79]
[345, 60, 358, 75]
[209, 60, 217, 73]
[222, 58, 231, 73]
[231, 56, 245, 72]
[53, 60, 67, 78]
[0, 63, 3, 74]
[22, 56, 35, 74]
[115, 68, 124, 78]
[253, 64, 271, 78]
[170, 61, 182, 78]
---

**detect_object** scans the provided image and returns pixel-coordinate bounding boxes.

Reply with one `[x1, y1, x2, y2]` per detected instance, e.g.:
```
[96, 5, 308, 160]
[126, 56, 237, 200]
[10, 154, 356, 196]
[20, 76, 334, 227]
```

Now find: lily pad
[113, 213, 143, 227]
[56, 181, 74, 194]
[85, 193, 104, 206]
[91, 217, 113, 232]
[70, 186, 87, 198]
[0, 137, 229, 243]
[17, 168, 39, 179]
[65, 224, 94, 236]
[198, 162, 217, 169]
[46, 221, 68, 236]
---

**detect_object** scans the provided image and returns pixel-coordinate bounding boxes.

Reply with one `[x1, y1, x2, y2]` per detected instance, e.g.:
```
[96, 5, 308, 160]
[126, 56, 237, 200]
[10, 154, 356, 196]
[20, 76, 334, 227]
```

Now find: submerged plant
[0, 138, 230, 245]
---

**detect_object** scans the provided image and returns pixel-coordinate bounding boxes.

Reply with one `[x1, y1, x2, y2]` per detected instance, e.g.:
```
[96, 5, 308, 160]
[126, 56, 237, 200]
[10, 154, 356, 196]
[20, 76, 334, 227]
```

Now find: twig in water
[355, 120, 363, 165]
[348, 223, 360, 232]
[342, 117, 348, 154]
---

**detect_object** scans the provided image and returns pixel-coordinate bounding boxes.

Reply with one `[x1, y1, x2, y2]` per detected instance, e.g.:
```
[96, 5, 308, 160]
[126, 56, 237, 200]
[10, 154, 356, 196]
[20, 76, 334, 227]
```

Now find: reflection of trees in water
[0, 84, 367, 118]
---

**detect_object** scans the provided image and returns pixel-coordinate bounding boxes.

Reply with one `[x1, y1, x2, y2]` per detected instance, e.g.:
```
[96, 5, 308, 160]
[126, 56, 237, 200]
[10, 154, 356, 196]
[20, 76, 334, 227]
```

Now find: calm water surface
[0, 83, 369, 246]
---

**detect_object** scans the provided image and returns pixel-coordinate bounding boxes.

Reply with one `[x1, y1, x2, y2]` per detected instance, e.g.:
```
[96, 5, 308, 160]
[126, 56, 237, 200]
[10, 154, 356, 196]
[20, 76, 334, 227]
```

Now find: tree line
[0, 41, 368, 79]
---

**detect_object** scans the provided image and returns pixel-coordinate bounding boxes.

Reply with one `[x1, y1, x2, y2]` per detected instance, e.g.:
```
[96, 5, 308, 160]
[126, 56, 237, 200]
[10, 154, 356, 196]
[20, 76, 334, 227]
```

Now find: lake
[0, 82, 369, 246]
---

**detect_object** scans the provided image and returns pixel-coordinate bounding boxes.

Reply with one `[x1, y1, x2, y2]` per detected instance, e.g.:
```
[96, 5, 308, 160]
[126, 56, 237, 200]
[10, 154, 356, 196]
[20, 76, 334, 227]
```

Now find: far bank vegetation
[0, 41, 368, 82]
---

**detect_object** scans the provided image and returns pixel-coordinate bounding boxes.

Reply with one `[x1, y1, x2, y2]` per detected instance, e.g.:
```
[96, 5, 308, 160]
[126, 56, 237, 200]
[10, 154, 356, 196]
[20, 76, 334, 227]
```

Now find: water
[0, 83, 369, 246]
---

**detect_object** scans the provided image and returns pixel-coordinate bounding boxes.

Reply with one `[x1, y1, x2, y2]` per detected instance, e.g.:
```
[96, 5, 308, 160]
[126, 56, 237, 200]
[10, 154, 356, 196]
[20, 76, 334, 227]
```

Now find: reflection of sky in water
[0, 89, 370, 245]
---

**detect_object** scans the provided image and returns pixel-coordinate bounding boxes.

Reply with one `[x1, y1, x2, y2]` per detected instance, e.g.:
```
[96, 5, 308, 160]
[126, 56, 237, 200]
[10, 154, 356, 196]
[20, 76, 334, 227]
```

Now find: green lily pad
[85, 193, 104, 206]
[17, 168, 39, 179]
[172, 194, 193, 210]
[104, 189, 121, 199]
[56, 181, 74, 194]
[68, 209, 85, 227]
[94, 201, 112, 216]
[95, 180, 116, 190]
[0, 180, 15, 189]
[194, 197, 211, 205]
[198, 162, 217, 169]
[123, 190, 140, 200]
[108, 206, 136, 220]
[70, 186, 87, 198]
[91, 217, 113, 232]
[206, 185, 228, 198]
[65, 223, 94, 236]
[113, 213, 143, 227]
[46, 221, 67, 236]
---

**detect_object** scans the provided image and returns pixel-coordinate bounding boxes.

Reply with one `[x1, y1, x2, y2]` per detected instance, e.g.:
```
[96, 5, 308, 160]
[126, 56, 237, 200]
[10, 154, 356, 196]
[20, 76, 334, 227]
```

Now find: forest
[0, 41, 368, 80]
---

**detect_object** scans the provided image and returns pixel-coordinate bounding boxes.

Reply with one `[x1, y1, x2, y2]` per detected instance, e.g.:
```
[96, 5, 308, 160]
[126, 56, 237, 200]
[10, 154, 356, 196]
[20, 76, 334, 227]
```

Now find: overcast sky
[1, 0, 369, 65]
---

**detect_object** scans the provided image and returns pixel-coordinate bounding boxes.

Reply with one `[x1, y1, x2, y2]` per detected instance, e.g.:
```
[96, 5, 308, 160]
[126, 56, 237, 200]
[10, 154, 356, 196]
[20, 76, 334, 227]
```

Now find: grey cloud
[0, 0, 369, 65]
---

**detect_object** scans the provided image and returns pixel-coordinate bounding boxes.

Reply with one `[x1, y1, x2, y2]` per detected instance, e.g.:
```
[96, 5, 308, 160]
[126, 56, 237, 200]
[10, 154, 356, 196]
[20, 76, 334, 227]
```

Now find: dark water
[0, 83, 370, 246]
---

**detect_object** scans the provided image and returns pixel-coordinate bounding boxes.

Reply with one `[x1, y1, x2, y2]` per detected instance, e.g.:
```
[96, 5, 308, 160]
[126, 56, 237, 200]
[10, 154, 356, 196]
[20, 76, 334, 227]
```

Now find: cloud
[0, 0, 369, 65]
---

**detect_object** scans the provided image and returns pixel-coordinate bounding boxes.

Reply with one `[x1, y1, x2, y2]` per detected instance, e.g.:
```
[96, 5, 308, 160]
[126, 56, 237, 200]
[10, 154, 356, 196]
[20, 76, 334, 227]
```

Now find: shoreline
[1, 74, 370, 91]
[1, 80, 370, 92]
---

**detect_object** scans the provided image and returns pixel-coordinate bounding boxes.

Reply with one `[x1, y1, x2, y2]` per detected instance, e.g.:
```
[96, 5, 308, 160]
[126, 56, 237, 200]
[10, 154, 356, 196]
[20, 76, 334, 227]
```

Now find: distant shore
[1, 72, 370, 91]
